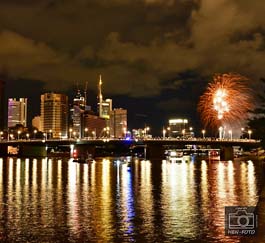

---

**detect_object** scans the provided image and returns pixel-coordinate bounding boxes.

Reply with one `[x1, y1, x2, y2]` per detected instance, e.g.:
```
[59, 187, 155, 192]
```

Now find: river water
[0, 156, 264, 243]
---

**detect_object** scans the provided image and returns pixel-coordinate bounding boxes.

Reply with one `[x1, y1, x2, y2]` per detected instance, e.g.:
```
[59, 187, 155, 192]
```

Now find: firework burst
[198, 73, 254, 129]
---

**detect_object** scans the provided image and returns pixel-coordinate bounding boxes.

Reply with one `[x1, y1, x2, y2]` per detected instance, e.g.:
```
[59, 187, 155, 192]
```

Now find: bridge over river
[0, 137, 260, 160]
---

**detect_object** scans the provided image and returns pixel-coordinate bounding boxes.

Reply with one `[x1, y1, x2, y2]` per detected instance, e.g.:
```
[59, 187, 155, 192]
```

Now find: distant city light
[169, 119, 188, 124]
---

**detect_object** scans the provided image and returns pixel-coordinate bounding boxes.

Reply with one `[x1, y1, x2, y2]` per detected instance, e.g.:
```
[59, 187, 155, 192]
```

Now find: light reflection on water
[0, 157, 263, 243]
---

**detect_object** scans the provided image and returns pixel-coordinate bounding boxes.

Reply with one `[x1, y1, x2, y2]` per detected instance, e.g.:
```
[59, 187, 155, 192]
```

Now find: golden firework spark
[198, 73, 254, 129]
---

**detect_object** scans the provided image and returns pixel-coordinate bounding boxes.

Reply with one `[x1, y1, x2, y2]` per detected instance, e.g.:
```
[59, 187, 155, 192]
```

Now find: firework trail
[198, 73, 254, 129]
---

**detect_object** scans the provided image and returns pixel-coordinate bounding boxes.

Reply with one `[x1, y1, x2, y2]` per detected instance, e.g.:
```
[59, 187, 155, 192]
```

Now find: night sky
[1, 0, 265, 135]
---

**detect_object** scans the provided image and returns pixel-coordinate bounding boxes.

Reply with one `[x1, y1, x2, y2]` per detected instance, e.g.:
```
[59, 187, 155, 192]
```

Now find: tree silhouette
[248, 78, 265, 147]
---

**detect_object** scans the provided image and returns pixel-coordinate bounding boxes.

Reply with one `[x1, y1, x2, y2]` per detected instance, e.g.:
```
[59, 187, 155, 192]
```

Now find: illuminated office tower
[110, 108, 127, 138]
[168, 118, 188, 137]
[101, 99, 112, 119]
[8, 98, 27, 128]
[41, 93, 68, 138]
[70, 89, 86, 138]
[0, 80, 5, 130]
[98, 75, 103, 117]
[98, 75, 112, 119]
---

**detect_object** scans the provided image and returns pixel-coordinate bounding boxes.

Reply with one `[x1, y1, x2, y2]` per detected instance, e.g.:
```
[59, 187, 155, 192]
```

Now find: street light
[219, 126, 223, 139]
[248, 130, 252, 139]
[146, 127, 150, 136]
[189, 127, 193, 137]
[43, 133, 47, 140]
[162, 128, 166, 139]
[228, 130, 232, 140]
[0, 131, 3, 141]
[26, 133, 29, 140]
[92, 131, 96, 139]
[49, 129, 52, 139]
[241, 127, 245, 139]
[144, 126, 150, 139]
[202, 129, 205, 139]
[69, 128, 73, 139]
[17, 130, 21, 140]
[84, 128, 88, 139]
[59, 132, 62, 139]
[34, 129, 37, 139]
[167, 127, 171, 138]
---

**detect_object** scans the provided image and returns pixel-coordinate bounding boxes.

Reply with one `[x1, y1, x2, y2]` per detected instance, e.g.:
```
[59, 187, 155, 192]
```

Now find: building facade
[100, 99, 112, 119]
[70, 90, 86, 138]
[0, 80, 5, 130]
[97, 75, 112, 119]
[83, 111, 106, 138]
[168, 118, 188, 137]
[41, 93, 68, 138]
[110, 108, 127, 138]
[8, 98, 27, 128]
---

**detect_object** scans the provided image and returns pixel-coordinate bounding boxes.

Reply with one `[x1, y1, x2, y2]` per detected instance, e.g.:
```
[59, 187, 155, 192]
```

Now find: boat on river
[165, 150, 191, 162]
[72, 153, 94, 163]
[208, 150, 220, 161]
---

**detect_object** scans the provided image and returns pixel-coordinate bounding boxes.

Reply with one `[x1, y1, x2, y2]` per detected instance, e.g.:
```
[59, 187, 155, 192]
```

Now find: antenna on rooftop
[84, 81, 88, 106]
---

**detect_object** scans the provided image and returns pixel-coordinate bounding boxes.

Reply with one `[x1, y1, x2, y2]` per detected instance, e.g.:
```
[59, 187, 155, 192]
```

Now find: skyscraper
[70, 89, 86, 138]
[110, 108, 127, 138]
[0, 80, 5, 130]
[98, 75, 112, 119]
[8, 98, 27, 128]
[101, 99, 112, 119]
[98, 75, 103, 118]
[41, 93, 68, 138]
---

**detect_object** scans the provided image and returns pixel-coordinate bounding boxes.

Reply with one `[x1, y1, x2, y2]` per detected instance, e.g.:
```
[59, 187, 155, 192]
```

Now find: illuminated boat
[166, 150, 190, 162]
[72, 153, 94, 163]
[208, 150, 220, 161]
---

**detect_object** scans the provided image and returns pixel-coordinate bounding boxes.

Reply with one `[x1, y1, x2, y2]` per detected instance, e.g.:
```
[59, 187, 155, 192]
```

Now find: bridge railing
[0, 137, 260, 144]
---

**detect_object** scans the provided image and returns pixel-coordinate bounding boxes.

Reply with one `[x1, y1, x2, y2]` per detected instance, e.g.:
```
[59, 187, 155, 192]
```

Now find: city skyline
[0, 2, 264, 243]
[0, 1, 264, 134]
[3, 86, 192, 136]
[0, 74, 256, 137]
[0, 75, 129, 139]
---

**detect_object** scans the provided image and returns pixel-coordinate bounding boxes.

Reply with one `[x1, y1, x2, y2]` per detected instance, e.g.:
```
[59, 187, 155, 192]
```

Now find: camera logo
[225, 206, 258, 236]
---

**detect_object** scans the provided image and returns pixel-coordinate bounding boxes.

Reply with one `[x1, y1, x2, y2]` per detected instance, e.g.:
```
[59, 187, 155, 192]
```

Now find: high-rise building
[41, 93, 68, 138]
[98, 75, 112, 119]
[0, 80, 5, 130]
[83, 111, 106, 138]
[70, 89, 86, 138]
[168, 118, 188, 137]
[101, 99, 112, 119]
[98, 75, 103, 118]
[110, 108, 127, 138]
[8, 98, 27, 128]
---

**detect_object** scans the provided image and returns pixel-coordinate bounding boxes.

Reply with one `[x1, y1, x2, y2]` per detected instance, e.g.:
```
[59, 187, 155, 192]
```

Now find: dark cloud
[0, 0, 264, 100]
[1, 0, 264, 132]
